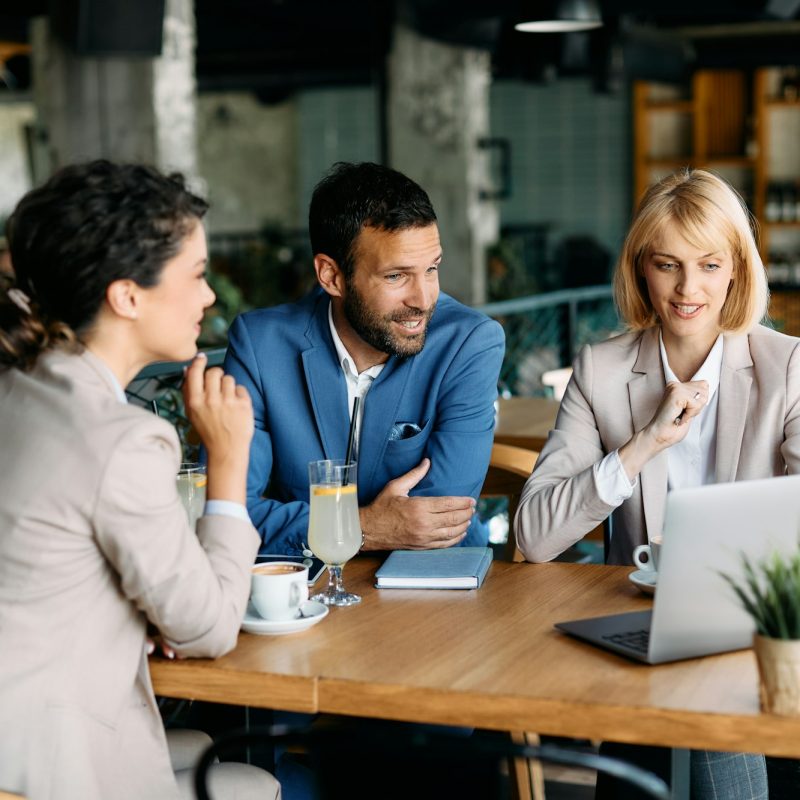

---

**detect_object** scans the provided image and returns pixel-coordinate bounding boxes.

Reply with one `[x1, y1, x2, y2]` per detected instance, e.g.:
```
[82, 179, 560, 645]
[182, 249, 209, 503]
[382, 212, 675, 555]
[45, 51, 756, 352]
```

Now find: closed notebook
[375, 547, 493, 589]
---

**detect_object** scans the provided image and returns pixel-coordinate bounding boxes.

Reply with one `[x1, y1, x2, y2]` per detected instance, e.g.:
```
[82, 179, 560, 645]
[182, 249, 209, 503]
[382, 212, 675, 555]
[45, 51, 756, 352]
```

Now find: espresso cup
[251, 562, 309, 621]
[632, 536, 662, 572]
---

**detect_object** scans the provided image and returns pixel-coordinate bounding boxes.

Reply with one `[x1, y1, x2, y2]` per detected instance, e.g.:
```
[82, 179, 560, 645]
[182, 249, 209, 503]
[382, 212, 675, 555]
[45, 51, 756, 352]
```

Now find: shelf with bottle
[766, 250, 800, 287]
[633, 71, 752, 205]
[766, 66, 800, 103]
[753, 67, 800, 259]
[763, 181, 800, 224]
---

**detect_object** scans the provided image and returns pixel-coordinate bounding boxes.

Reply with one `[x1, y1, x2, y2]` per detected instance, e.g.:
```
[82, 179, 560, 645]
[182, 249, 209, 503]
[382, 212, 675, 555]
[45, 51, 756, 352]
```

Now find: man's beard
[343, 282, 436, 359]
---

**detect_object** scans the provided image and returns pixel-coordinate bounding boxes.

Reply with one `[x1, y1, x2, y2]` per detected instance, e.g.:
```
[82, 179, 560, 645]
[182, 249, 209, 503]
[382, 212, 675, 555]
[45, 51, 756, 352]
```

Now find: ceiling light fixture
[515, 0, 603, 33]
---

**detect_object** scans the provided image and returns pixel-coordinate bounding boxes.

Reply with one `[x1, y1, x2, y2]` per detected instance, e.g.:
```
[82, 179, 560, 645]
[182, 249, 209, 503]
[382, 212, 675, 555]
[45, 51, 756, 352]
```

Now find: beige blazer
[0, 350, 260, 800]
[515, 325, 800, 565]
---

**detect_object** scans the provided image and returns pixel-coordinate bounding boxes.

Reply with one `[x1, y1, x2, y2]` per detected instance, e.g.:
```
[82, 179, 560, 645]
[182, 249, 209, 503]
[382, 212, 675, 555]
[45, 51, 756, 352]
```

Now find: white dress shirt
[328, 303, 385, 460]
[96, 350, 250, 523]
[593, 332, 724, 533]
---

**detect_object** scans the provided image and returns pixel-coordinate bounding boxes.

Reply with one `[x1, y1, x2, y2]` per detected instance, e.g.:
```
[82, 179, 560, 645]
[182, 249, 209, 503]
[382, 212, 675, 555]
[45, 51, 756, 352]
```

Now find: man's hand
[359, 458, 476, 550]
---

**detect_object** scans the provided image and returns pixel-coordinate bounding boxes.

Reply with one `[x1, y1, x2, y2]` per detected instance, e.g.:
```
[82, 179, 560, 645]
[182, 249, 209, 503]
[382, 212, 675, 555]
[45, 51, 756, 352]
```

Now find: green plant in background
[721, 547, 800, 640]
[486, 239, 538, 302]
[200, 270, 251, 346]
[202, 223, 313, 347]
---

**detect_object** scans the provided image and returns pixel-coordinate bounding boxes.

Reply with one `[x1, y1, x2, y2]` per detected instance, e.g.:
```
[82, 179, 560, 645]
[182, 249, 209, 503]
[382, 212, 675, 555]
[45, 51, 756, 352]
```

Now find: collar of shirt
[659, 330, 724, 401]
[327, 302, 385, 385]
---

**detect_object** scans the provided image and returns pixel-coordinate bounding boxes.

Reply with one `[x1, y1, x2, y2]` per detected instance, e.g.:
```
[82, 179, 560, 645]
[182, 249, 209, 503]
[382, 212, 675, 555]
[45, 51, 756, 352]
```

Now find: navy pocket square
[389, 422, 423, 441]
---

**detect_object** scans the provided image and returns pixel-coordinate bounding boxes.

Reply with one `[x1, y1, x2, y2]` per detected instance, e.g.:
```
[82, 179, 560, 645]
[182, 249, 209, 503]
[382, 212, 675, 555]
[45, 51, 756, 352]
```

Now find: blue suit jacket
[224, 287, 505, 554]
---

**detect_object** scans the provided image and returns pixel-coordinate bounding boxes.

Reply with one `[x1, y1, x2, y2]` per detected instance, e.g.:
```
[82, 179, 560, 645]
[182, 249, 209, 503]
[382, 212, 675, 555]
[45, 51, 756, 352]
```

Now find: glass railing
[476, 285, 619, 397]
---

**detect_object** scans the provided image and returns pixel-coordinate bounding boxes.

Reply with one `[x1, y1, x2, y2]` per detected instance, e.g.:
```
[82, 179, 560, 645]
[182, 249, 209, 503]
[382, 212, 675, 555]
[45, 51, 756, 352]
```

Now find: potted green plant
[722, 548, 800, 715]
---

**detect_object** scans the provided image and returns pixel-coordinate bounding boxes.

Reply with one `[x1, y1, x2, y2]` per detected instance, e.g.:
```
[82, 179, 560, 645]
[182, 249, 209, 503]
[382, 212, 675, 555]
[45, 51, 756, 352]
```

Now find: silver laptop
[555, 475, 800, 664]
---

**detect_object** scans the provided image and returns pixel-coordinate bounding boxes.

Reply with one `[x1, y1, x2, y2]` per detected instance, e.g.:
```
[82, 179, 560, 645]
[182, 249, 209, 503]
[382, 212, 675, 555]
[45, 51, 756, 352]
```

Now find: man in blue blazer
[225, 162, 505, 555]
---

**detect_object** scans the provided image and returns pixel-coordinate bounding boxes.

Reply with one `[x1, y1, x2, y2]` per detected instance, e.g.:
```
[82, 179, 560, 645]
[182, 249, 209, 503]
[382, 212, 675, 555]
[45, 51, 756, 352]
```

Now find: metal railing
[476, 285, 620, 397]
[125, 348, 227, 460]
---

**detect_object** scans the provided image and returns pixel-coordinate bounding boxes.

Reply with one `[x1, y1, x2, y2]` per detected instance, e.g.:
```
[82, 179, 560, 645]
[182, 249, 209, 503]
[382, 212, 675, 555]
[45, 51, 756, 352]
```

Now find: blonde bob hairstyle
[614, 169, 768, 334]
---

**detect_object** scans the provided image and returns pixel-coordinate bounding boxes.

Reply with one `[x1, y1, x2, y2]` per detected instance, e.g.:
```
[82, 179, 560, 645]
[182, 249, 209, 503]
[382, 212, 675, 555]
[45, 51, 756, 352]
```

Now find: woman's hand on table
[145, 635, 182, 660]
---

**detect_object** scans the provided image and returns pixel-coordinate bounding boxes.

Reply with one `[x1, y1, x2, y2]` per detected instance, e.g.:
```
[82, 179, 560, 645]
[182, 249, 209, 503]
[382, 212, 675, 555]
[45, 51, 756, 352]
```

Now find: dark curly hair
[1, 160, 208, 371]
[308, 162, 437, 279]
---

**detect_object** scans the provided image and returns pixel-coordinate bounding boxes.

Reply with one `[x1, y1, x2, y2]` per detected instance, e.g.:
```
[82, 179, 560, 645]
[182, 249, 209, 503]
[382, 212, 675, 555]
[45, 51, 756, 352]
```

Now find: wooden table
[494, 396, 560, 452]
[150, 558, 800, 759]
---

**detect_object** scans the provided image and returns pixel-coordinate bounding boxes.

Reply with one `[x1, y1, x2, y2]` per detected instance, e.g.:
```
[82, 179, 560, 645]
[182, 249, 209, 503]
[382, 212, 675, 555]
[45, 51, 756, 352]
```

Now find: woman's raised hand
[182, 353, 253, 503]
[619, 379, 708, 481]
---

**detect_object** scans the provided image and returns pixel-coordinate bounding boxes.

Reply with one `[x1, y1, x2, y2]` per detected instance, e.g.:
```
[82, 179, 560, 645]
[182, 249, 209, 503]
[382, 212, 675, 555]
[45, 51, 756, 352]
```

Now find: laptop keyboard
[602, 629, 650, 654]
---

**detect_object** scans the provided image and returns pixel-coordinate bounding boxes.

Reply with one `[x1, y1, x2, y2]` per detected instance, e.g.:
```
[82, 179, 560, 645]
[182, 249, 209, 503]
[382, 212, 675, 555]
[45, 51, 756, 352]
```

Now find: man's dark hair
[308, 162, 437, 278]
[8, 159, 208, 336]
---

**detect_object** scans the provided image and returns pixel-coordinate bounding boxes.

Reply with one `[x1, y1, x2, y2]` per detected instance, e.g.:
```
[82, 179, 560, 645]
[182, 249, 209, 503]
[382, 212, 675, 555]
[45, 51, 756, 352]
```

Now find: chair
[541, 367, 573, 401]
[193, 722, 670, 800]
[484, 441, 606, 566]
[480, 443, 539, 563]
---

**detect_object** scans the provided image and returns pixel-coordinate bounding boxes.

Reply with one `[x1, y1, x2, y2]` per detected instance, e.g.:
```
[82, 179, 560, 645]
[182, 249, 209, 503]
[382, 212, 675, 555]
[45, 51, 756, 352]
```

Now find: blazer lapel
[715, 334, 753, 483]
[301, 295, 349, 461]
[629, 329, 669, 541]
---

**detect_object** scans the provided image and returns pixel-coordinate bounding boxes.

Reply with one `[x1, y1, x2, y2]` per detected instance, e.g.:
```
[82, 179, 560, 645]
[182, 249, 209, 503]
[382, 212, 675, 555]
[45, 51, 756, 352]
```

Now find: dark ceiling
[1, 1, 799, 97]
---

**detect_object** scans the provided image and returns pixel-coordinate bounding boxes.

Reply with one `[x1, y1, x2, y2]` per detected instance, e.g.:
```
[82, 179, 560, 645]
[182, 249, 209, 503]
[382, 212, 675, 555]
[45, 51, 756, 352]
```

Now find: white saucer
[241, 600, 329, 635]
[628, 569, 657, 595]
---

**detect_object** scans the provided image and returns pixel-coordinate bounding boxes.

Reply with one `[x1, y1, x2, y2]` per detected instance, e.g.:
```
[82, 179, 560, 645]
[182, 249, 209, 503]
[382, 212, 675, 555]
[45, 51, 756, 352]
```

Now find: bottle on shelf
[745, 115, 758, 159]
[781, 182, 797, 223]
[767, 251, 791, 285]
[780, 67, 800, 102]
[765, 184, 782, 223]
[795, 181, 800, 222]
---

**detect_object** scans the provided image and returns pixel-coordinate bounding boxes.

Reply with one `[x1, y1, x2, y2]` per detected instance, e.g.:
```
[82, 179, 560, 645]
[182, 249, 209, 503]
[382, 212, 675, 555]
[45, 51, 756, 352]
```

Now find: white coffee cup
[632, 535, 662, 572]
[250, 562, 309, 621]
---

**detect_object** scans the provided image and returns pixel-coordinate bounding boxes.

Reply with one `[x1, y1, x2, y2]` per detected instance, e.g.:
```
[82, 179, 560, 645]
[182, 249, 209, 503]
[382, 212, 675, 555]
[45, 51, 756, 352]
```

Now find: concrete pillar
[31, 0, 198, 182]
[387, 22, 498, 305]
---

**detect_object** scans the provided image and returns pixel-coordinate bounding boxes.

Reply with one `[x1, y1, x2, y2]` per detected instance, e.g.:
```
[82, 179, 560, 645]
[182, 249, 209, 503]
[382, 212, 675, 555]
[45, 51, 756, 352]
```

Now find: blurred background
[1, 0, 799, 388]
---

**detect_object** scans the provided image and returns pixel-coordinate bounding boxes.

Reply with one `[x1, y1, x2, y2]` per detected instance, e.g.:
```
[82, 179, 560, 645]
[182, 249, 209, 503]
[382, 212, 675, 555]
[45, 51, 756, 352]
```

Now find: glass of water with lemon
[307, 459, 362, 606]
[176, 462, 207, 529]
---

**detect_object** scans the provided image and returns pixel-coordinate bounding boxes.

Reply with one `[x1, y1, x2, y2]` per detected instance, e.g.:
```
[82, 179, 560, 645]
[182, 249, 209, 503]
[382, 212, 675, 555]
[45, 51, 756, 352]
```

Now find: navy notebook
[374, 547, 493, 589]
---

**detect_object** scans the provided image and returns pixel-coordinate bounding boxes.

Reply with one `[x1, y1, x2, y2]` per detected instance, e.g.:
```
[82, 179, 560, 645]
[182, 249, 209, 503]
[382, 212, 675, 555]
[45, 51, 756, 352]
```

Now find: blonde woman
[517, 168, 795, 565]
[515, 169, 793, 798]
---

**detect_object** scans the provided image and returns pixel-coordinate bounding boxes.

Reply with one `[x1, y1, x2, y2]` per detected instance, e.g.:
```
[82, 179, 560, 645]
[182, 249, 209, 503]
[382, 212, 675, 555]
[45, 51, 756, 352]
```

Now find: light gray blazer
[515, 325, 800, 565]
[0, 349, 259, 800]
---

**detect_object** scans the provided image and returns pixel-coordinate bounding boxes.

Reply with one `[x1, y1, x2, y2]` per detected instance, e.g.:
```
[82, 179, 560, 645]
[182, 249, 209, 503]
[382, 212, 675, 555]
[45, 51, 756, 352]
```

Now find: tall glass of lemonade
[176, 462, 206, 529]
[308, 459, 362, 606]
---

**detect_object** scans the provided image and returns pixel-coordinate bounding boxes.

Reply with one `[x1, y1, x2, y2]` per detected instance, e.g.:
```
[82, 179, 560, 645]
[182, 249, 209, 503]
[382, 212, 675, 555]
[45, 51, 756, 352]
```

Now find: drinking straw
[343, 396, 359, 485]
